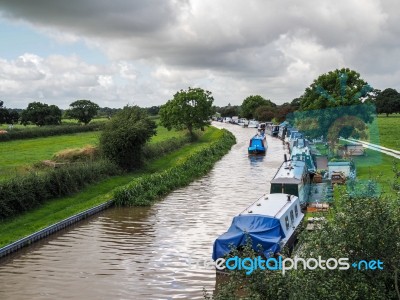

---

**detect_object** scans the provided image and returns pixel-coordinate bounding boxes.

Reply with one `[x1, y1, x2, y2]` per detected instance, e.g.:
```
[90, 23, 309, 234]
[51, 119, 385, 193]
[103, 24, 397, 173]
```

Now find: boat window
[290, 210, 294, 224]
[285, 216, 289, 230]
[295, 205, 299, 218]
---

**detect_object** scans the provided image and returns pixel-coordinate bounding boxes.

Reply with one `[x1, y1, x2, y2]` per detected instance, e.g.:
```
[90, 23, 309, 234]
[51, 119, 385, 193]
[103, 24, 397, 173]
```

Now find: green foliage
[66, 99, 100, 124]
[0, 108, 19, 125]
[100, 106, 157, 170]
[216, 104, 241, 118]
[240, 95, 276, 119]
[300, 68, 372, 111]
[159, 87, 214, 135]
[142, 135, 192, 160]
[375, 88, 400, 117]
[21, 102, 62, 126]
[0, 160, 121, 220]
[114, 129, 235, 206]
[254, 105, 276, 122]
[0, 122, 104, 142]
[290, 69, 375, 141]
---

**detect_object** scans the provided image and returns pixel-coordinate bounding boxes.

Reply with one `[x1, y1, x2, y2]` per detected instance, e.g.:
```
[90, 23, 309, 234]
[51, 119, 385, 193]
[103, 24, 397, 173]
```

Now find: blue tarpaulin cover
[212, 214, 285, 260]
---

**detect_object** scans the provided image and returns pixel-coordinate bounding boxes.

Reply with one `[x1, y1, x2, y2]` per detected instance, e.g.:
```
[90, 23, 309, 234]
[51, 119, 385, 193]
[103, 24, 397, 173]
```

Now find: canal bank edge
[0, 127, 236, 259]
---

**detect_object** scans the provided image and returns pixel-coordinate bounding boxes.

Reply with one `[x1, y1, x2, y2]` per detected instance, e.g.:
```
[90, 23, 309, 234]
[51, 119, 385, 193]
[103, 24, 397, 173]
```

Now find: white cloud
[0, 0, 399, 107]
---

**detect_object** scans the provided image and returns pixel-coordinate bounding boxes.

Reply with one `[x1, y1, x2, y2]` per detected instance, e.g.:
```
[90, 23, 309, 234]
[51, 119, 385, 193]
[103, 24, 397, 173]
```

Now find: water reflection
[0, 123, 287, 300]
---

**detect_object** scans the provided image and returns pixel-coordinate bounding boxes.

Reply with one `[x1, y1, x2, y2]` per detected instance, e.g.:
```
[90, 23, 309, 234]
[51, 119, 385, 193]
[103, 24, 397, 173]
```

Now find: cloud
[0, 0, 399, 107]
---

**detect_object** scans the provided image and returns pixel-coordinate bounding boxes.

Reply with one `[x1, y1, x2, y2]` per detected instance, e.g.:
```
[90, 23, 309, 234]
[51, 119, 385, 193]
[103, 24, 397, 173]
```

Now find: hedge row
[0, 160, 121, 220]
[0, 122, 105, 142]
[142, 135, 192, 160]
[114, 129, 236, 206]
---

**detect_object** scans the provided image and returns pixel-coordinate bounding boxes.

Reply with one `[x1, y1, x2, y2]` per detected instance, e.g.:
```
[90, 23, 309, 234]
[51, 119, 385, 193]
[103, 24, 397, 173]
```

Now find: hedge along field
[114, 128, 236, 206]
[0, 122, 104, 142]
[0, 126, 234, 247]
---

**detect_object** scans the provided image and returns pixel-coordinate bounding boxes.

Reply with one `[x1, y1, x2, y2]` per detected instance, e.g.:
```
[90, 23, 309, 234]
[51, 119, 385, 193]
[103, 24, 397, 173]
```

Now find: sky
[0, 0, 399, 109]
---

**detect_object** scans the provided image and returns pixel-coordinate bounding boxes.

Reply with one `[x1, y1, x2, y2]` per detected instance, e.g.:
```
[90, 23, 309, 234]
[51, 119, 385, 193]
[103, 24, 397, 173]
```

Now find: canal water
[0, 123, 287, 300]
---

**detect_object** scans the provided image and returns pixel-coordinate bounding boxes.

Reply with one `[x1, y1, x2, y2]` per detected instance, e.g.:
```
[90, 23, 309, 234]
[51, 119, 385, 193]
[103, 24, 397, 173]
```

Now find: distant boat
[248, 133, 267, 155]
[248, 120, 259, 128]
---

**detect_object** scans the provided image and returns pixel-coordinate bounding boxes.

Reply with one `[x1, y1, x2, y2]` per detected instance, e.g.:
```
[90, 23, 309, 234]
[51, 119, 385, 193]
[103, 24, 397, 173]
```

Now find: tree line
[0, 100, 161, 126]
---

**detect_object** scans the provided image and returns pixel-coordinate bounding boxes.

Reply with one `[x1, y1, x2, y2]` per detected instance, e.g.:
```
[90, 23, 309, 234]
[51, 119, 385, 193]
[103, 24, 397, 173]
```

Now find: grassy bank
[0, 126, 235, 247]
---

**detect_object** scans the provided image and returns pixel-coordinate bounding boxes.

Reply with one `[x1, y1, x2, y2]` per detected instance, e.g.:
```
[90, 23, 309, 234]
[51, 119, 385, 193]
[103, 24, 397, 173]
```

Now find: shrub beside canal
[113, 129, 236, 206]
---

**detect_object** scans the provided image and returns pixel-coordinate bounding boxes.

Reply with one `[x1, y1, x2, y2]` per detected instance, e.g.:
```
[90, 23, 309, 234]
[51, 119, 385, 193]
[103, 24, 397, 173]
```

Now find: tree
[20, 102, 62, 126]
[241, 95, 276, 119]
[293, 68, 375, 142]
[66, 100, 99, 124]
[375, 88, 400, 117]
[216, 104, 241, 118]
[159, 87, 214, 136]
[254, 105, 276, 121]
[99, 106, 156, 170]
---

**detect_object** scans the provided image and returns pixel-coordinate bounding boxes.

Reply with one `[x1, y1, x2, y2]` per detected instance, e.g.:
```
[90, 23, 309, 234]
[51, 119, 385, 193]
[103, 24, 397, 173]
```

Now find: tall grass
[114, 129, 236, 206]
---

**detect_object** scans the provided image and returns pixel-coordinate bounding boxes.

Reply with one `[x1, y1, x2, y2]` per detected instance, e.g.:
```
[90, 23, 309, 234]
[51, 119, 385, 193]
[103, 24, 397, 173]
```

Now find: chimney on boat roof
[287, 194, 291, 202]
[284, 154, 287, 162]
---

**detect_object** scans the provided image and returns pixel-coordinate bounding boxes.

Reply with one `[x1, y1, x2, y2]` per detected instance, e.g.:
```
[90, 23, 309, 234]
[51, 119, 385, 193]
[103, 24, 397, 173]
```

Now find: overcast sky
[0, 0, 399, 109]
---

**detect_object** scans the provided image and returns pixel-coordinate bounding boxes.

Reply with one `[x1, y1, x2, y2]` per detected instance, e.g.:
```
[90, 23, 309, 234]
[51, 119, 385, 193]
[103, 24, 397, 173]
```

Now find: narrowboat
[212, 193, 304, 261]
[270, 157, 310, 204]
[248, 134, 267, 155]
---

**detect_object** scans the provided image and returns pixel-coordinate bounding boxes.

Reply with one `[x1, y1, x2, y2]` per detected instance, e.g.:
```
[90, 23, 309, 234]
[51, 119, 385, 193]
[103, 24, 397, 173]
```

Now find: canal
[0, 123, 287, 300]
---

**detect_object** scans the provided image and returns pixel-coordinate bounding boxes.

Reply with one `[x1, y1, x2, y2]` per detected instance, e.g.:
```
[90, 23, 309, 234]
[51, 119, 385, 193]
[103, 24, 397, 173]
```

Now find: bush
[142, 135, 192, 160]
[114, 129, 235, 206]
[100, 106, 157, 170]
[0, 123, 104, 142]
[0, 160, 121, 220]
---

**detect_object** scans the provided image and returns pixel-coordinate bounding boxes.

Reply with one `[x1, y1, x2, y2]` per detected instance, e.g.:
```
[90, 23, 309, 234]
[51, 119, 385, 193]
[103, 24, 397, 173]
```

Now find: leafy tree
[292, 68, 375, 143]
[146, 105, 161, 116]
[274, 102, 295, 122]
[159, 87, 214, 136]
[20, 102, 62, 126]
[99, 106, 156, 170]
[241, 95, 276, 119]
[299, 68, 372, 111]
[66, 100, 99, 124]
[216, 104, 241, 118]
[0, 100, 3, 108]
[254, 105, 276, 121]
[375, 88, 400, 117]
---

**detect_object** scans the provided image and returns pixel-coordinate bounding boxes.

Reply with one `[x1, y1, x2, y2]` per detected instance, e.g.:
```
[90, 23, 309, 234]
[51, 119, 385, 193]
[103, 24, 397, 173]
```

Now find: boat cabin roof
[271, 160, 306, 184]
[240, 193, 298, 219]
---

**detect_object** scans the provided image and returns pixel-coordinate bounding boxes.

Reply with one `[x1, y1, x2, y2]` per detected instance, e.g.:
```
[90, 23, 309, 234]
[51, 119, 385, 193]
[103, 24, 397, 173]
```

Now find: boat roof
[240, 193, 299, 219]
[271, 160, 306, 184]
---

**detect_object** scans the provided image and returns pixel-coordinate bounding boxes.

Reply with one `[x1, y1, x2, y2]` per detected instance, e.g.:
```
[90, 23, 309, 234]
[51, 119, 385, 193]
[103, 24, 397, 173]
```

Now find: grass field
[0, 125, 183, 180]
[364, 114, 400, 151]
[353, 148, 397, 197]
[0, 131, 100, 180]
[0, 126, 222, 247]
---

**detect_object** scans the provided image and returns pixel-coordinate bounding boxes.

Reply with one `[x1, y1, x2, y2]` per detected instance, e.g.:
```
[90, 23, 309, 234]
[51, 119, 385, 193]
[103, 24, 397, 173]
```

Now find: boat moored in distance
[265, 123, 280, 137]
[248, 133, 267, 155]
[248, 120, 259, 128]
[212, 193, 304, 262]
